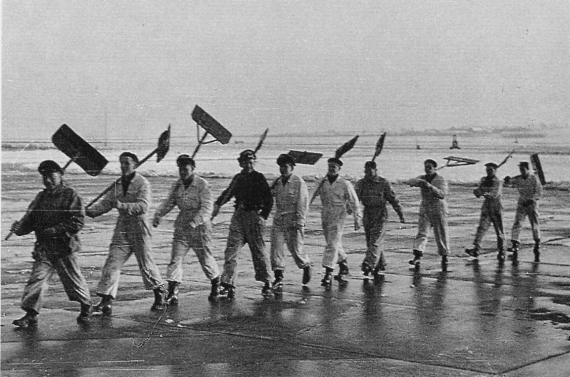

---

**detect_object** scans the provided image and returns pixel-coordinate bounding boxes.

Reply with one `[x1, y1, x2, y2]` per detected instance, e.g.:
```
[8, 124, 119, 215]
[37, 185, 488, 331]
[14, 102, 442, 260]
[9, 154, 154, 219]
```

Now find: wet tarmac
[2, 246, 569, 376]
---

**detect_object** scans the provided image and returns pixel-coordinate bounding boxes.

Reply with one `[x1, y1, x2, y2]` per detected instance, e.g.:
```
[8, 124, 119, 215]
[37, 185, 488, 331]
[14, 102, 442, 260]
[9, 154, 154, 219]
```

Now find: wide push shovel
[6, 124, 109, 240]
[190, 105, 232, 157]
[286, 150, 322, 165]
[86, 125, 171, 208]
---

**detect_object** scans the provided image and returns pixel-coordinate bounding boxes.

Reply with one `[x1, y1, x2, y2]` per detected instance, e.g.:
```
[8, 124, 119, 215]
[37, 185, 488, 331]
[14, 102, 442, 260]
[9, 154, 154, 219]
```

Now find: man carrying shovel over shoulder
[11, 160, 92, 327]
[465, 162, 506, 261]
[86, 152, 167, 315]
[153, 154, 221, 303]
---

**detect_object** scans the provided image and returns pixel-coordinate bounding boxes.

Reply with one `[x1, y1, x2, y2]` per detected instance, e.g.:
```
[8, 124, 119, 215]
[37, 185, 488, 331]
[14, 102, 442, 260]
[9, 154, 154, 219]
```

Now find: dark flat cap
[327, 157, 343, 167]
[364, 161, 377, 169]
[176, 154, 196, 167]
[485, 162, 498, 169]
[424, 159, 438, 168]
[238, 149, 256, 161]
[277, 154, 295, 167]
[119, 151, 139, 164]
[38, 160, 63, 175]
[518, 161, 529, 168]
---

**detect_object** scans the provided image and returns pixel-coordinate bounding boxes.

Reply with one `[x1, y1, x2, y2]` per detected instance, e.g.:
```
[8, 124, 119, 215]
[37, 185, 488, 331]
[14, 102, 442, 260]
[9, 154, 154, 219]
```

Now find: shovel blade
[156, 125, 171, 163]
[287, 150, 323, 165]
[191, 105, 232, 144]
[52, 124, 108, 176]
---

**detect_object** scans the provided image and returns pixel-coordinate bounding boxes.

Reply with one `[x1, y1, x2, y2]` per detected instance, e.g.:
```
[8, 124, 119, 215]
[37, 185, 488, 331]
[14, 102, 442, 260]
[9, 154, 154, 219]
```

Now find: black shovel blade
[156, 125, 171, 163]
[52, 124, 108, 176]
[287, 150, 323, 165]
[191, 105, 232, 144]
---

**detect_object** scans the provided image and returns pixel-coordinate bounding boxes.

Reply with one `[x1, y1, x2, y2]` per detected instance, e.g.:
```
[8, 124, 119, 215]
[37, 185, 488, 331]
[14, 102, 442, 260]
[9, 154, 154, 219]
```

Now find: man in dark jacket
[355, 161, 405, 278]
[211, 149, 273, 298]
[11, 160, 92, 327]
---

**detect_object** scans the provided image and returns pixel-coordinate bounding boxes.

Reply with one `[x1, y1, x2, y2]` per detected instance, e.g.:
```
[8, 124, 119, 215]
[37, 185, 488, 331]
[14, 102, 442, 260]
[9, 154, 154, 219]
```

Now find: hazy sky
[2, 0, 569, 143]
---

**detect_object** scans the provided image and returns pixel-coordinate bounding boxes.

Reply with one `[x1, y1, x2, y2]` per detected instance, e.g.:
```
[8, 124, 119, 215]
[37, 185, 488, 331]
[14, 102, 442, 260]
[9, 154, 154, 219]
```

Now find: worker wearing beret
[11, 160, 92, 327]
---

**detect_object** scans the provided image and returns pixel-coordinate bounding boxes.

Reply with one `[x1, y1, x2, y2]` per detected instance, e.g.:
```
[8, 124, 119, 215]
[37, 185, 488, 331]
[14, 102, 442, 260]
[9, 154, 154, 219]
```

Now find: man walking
[270, 154, 312, 289]
[211, 149, 273, 298]
[153, 154, 221, 302]
[312, 157, 361, 286]
[409, 159, 450, 271]
[11, 160, 92, 327]
[465, 162, 505, 261]
[505, 161, 543, 262]
[355, 161, 405, 278]
[86, 152, 167, 315]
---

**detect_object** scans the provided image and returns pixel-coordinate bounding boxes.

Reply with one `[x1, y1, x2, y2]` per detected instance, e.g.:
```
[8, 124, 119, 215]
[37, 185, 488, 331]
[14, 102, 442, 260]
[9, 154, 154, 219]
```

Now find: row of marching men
[9, 149, 542, 328]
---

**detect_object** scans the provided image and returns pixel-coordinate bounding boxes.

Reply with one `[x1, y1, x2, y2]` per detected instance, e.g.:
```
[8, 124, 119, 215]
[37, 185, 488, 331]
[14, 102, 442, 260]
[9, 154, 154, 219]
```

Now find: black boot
[13, 310, 38, 328]
[77, 303, 92, 324]
[441, 255, 448, 272]
[261, 281, 273, 296]
[334, 260, 349, 281]
[151, 285, 167, 311]
[208, 276, 220, 301]
[497, 249, 506, 262]
[219, 283, 235, 299]
[321, 268, 333, 286]
[533, 240, 540, 263]
[166, 281, 180, 305]
[465, 245, 479, 258]
[508, 240, 519, 262]
[302, 265, 312, 285]
[93, 295, 113, 316]
[272, 270, 284, 290]
[409, 249, 422, 268]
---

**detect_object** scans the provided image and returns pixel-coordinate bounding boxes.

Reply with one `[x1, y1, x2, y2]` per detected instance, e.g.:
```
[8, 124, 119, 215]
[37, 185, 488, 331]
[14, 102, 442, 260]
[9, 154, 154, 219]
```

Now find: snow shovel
[191, 105, 232, 158]
[6, 124, 109, 240]
[287, 150, 323, 165]
[52, 124, 109, 176]
[86, 125, 171, 208]
[436, 156, 479, 170]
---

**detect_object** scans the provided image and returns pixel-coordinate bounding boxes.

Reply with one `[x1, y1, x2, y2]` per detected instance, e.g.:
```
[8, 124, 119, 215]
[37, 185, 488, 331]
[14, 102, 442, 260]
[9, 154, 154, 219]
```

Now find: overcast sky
[2, 0, 569, 143]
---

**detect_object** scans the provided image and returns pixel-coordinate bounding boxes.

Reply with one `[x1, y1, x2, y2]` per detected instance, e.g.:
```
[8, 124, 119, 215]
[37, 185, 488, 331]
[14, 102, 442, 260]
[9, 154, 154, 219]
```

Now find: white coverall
[90, 172, 164, 299]
[510, 174, 542, 242]
[154, 175, 219, 282]
[413, 173, 449, 256]
[313, 177, 361, 269]
[270, 173, 311, 271]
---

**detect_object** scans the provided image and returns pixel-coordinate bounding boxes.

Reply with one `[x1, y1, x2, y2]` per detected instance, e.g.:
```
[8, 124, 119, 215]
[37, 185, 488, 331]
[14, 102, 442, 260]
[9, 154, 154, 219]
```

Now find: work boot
[372, 262, 386, 279]
[219, 283, 235, 299]
[321, 268, 333, 286]
[361, 264, 372, 278]
[408, 249, 422, 268]
[465, 246, 479, 258]
[13, 310, 38, 328]
[497, 249, 506, 262]
[533, 240, 540, 263]
[272, 270, 284, 290]
[93, 295, 113, 316]
[507, 240, 519, 262]
[77, 303, 92, 324]
[261, 281, 273, 296]
[166, 281, 180, 305]
[208, 276, 220, 301]
[334, 260, 349, 281]
[150, 285, 168, 311]
[441, 255, 448, 272]
[302, 265, 312, 285]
